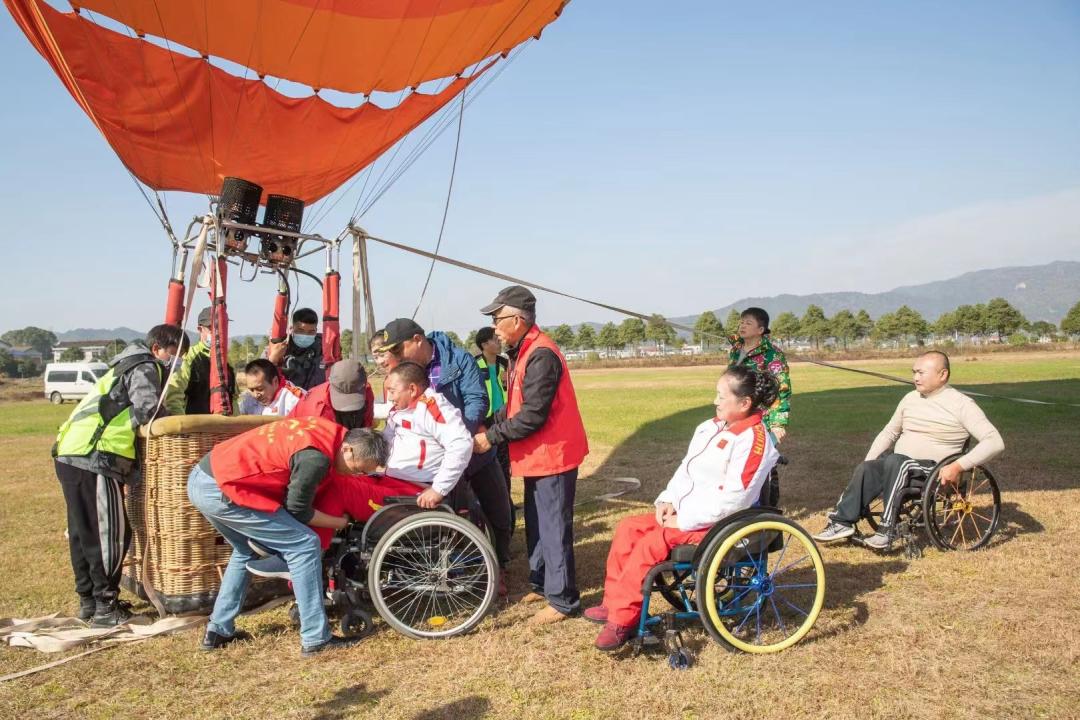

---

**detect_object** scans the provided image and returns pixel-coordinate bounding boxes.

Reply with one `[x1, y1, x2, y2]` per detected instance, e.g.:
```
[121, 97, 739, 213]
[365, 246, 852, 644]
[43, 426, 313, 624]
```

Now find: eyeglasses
[491, 314, 517, 326]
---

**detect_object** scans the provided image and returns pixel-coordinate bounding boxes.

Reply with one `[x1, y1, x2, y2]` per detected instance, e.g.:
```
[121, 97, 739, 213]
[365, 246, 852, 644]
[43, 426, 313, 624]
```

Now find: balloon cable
[413, 89, 466, 319]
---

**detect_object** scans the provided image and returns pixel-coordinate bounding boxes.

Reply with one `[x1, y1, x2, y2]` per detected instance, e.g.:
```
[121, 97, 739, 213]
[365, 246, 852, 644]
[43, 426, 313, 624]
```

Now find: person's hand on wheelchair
[939, 461, 965, 485]
[417, 488, 445, 509]
[771, 427, 787, 443]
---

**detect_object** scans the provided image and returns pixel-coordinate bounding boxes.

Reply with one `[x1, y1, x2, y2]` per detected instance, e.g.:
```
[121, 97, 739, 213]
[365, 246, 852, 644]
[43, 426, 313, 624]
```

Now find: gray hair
[343, 428, 389, 466]
[505, 306, 536, 327]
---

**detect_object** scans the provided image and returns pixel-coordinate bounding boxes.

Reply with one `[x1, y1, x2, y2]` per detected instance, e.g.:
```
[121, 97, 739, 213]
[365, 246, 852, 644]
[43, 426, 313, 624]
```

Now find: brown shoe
[519, 591, 545, 604]
[527, 605, 569, 626]
[497, 572, 508, 598]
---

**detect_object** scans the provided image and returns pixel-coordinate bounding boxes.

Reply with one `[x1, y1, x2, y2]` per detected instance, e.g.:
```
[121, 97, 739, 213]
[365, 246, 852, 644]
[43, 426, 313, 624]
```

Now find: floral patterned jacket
[728, 334, 791, 429]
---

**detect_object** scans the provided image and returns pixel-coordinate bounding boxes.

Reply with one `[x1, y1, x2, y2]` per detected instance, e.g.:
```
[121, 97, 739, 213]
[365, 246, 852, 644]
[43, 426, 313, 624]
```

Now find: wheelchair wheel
[656, 568, 696, 611]
[368, 511, 498, 639]
[696, 515, 825, 654]
[922, 465, 1000, 551]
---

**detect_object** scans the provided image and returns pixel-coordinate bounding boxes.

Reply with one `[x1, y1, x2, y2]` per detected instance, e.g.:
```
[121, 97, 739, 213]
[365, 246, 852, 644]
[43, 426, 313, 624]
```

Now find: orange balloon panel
[72, 0, 566, 94]
[9, 1, 484, 203]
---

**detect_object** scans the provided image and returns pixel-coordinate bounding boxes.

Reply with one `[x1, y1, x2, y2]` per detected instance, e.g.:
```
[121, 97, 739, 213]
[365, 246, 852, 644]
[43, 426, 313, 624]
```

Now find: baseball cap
[479, 285, 536, 315]
[376, 318, 426, 352]
[328, 359, 368, 412]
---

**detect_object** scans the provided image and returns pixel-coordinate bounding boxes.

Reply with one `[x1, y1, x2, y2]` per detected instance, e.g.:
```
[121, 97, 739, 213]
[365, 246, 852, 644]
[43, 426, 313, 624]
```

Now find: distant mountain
[55, 327, 145, 343]
[663, 260, 1080, 328]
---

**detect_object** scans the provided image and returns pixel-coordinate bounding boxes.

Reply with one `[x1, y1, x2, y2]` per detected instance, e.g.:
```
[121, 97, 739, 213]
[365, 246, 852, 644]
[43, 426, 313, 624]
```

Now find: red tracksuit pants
[312, 474, 421, 550]
[601, 513, 708, 627]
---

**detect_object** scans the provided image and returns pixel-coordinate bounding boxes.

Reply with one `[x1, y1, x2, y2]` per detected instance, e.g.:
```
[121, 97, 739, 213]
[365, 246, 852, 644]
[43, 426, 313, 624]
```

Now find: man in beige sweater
[813, 350, 1004, 550]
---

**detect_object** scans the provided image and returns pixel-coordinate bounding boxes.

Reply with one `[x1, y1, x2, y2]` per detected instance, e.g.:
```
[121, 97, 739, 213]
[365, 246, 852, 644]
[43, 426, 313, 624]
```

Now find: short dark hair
[292, 307, 318, 325]
[740, 307, 771, 334]
[146, 324, 189, 353]
[244, 358, 279, 383]
[388, 361, 429, 389]
[920, 350, 951, 378]
[475, 326, 496, 349]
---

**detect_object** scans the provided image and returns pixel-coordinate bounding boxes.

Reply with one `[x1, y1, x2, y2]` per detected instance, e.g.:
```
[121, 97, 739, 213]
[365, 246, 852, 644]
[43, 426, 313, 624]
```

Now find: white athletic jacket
[382, 388, 473, 497]
[238, 381, 305, 417]
[654, 412, 779, 532]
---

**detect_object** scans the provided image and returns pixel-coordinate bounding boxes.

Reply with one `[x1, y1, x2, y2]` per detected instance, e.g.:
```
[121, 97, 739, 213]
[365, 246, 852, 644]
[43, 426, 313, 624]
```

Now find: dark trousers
[831, 453, 934, 527]
[55, 460, 131, 602]
[524, 469, 580, 615]
[496, 442, 517, 534]
[465, 459, 513, 567]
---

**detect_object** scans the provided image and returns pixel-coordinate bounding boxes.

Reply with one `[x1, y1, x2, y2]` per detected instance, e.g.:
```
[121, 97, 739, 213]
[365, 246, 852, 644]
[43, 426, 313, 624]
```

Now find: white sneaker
[812, 521, 855, 543]
[862, 532, 893, 551]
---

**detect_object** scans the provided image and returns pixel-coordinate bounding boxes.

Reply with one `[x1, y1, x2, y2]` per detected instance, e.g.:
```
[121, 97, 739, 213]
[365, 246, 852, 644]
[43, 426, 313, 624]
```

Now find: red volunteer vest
[209, 416, 346, 513]
[506, 326, 589, 477]
[289, 382, 375, 428]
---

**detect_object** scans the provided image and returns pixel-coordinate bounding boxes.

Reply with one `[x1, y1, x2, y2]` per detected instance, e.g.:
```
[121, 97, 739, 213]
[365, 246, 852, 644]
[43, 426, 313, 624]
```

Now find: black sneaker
[199, 629, 252, 651]
[246, 555, 291, 579]
[90, 598, 133, 627]
[812, 520, 856, 543]
[301, 634, 364, 657]
[77, 595, 96, 621]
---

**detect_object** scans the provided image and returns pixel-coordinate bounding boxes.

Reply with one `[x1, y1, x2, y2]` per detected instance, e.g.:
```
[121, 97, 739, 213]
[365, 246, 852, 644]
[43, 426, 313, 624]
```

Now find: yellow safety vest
[476, 356, 506, 420]
[54, 360, 160, 461]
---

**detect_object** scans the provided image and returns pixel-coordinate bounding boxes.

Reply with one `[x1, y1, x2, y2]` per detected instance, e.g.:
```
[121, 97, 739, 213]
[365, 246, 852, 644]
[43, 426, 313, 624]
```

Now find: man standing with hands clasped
[474, 286, 589, 625]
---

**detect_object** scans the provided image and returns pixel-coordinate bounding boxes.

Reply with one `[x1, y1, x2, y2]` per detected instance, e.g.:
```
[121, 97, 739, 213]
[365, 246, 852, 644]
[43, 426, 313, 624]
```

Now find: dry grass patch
[1, 355, 1078, 719]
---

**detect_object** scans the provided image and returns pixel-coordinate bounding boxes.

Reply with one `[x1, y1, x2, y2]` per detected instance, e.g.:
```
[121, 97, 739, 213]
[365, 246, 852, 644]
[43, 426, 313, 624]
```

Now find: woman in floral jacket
[728, 307, 791, 441]
[728, 307, 791, 507]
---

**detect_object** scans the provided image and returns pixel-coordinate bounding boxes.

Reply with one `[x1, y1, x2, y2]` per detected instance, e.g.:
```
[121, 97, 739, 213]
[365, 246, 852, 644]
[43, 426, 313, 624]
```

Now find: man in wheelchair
[584, 366, 781, 651]
[813, 350, 1004, 550]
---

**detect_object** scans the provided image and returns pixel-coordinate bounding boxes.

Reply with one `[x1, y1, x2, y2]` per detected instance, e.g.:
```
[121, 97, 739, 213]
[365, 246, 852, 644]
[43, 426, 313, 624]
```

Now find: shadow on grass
[312, 683, 390, 720]
[585, 380, 1079, 525]
[411, 695, 490, 720]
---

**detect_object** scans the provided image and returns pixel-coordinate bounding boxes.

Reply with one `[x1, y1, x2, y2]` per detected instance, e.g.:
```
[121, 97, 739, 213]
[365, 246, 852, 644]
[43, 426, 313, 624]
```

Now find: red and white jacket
[238, 380, 305, 417]
[382, 388, 473, 497]
[654, 412, 779, 532]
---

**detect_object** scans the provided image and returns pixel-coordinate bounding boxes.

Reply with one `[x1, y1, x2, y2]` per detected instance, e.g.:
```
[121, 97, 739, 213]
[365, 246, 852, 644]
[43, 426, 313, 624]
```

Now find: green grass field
[1, 353, 1078, 719]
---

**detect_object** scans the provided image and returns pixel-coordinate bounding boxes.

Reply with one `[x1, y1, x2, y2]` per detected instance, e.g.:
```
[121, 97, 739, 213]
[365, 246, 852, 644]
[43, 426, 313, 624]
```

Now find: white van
[43, 362, 109, 404]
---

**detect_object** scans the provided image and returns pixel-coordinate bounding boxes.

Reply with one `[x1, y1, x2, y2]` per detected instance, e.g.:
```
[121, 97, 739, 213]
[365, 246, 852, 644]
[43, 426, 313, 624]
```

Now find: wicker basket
[122, 414, 288, 615]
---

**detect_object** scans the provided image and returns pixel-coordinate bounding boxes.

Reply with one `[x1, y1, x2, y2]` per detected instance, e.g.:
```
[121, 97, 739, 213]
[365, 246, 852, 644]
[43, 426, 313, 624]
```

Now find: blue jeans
[186, 465, 330, 648]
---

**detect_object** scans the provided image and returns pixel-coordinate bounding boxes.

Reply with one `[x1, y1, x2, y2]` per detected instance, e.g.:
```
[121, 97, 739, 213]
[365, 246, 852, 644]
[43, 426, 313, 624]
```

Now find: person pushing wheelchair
[813, 350, 1004, 550]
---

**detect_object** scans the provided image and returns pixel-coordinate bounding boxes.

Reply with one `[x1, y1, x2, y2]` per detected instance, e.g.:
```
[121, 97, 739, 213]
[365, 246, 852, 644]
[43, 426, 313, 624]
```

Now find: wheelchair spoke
[771, 553, 810, 578]
[772, 533, 791, 574]
[769, 595, 787, 636]
[734, 600, 758, 634]
[950, 514, 966, 546]
[772, 583, 817, 589]
[779, 597, 810, 618]
[971, 509, 994, 524]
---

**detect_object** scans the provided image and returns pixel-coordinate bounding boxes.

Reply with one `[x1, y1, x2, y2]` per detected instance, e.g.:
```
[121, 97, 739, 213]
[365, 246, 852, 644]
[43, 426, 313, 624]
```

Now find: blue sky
[2, 1, 1079, 338]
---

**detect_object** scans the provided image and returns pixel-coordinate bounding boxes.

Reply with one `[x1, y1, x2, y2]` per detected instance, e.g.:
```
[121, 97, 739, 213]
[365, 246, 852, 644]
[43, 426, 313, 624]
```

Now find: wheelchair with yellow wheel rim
[632, 507, 825, 669]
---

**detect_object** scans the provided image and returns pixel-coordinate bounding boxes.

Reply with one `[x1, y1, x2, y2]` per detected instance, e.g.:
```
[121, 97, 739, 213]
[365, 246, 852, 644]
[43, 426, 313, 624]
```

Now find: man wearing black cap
[474, 285, 589, 625]
[289, 358, 375, 429]
[164, 307, 237, 415]
[376, 318, 514, 585]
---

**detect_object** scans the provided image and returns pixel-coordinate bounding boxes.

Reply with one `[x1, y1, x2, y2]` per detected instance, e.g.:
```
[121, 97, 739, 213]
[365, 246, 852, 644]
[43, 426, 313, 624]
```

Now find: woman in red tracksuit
[585, 365, 782, 651]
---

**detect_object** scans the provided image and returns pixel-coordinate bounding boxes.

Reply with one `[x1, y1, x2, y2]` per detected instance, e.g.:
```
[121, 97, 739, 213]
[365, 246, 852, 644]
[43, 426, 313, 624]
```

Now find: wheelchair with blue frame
[282, 484, 499, 640]
[630, 460, 826, 668]
[858, 451, 1001, 558]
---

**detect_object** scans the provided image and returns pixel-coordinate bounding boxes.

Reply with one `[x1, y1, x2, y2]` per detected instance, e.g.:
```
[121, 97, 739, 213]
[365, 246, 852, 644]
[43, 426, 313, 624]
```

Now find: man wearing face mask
[289, 358, 375, 429]
[266, 307, 325, 391]
[163, 307, 238, 415]
[53, 324, 189, 627]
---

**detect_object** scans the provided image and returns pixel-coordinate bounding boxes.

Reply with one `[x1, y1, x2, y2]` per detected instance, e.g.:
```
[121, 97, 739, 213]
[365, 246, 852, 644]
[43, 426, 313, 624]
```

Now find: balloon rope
[412, 90, 466, 319]
[361, 233, 1080, 409]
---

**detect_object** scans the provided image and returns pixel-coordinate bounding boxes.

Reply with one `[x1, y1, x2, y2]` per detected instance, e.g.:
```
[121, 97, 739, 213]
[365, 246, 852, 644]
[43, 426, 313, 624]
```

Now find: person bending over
[585, 365, 781, 652]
